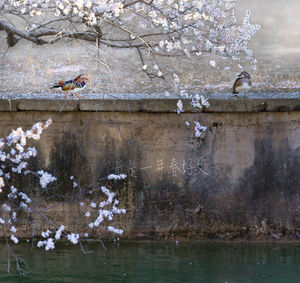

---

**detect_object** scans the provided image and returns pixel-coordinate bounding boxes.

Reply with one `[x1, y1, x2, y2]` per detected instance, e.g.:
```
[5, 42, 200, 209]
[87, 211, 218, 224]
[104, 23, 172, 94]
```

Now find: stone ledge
[0, 92, 300, 113]
[18, 99, 79, 111]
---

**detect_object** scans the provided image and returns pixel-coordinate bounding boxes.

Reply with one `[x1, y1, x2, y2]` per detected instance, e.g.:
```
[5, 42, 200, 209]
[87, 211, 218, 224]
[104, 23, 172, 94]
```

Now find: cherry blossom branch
[0, 0, 260, 63]
[0, 119, 127, 274]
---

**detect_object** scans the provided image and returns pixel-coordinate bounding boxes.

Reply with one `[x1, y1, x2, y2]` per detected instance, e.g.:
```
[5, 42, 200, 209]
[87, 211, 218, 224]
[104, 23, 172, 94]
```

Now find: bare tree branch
[0, 20, 47, 45]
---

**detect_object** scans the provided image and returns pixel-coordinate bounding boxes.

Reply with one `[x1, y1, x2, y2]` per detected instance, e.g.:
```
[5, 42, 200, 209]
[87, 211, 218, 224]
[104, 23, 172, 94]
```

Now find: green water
[1, 241, 300, 282]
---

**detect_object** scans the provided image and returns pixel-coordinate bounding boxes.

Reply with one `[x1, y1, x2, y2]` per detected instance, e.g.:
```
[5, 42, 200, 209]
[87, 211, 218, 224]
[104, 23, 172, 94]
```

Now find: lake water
[0, 241, 300, 282]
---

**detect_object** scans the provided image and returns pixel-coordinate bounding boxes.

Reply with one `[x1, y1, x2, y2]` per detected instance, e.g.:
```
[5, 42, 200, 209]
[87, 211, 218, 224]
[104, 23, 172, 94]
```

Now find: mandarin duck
[51, 74, 88, 98]
[233, 71, 251, 98]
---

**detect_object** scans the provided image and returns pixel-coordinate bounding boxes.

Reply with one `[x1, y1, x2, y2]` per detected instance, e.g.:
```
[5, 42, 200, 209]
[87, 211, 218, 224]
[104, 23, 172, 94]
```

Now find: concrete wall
[1, 93, 300, 240]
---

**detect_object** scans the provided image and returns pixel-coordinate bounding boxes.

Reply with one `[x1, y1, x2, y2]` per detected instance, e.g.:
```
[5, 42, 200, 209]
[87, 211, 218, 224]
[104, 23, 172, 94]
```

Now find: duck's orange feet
[65, 92, 70, 99]
[74, 92, 83, 98]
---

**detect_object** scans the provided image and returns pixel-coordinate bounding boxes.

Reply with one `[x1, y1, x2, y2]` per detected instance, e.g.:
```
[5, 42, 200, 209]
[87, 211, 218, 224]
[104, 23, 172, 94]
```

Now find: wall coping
[1, 92, 300, 113]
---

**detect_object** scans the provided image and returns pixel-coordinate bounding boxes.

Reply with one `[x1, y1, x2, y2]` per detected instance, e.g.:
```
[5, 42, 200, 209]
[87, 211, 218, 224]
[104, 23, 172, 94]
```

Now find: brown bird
[233, 71, 251, 98]
[51, 74, 88, 99]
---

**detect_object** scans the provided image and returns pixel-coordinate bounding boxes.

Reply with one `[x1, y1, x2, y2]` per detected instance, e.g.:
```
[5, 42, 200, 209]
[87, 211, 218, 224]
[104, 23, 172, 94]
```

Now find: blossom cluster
[176, 93, 210, 114]
[145, 0, 260, 62]
[3, 0, 124, 24]
[35, 174, 127, 251]
[107, 173, 127, 180]
[176, 100, 183, 114]
[194, 121, 207, 137]
[0, 120, 127, 255]
[191, 94, 210, 109]
[0, 120, 55, 245]
[2, 0, 260, 63]
[85, 185, 126, 235]
[174, 90, 210, 137]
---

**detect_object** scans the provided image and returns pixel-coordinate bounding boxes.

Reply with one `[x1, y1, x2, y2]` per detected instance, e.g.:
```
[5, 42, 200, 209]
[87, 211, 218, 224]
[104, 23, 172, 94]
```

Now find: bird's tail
[50, 81, 64, 89]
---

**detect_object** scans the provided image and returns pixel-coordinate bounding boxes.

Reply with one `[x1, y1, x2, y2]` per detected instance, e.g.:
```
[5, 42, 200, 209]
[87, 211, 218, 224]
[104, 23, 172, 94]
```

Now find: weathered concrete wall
[1, 93, 300, 240]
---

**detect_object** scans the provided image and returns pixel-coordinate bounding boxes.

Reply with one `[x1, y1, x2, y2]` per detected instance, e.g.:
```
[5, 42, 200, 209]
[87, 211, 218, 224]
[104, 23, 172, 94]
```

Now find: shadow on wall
[48, 130, 88, 199]
[237, 126, 300, 231]
[26, 115, 300, 239]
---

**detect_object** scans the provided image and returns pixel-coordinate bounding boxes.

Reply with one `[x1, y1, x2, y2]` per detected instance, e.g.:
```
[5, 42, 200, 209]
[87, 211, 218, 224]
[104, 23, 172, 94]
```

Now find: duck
[51, 74, 88, 98]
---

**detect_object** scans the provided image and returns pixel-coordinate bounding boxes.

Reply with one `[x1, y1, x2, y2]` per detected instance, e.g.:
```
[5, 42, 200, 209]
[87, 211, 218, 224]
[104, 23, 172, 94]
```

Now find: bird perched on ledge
[233, 71, 251, 98]
[51, 74, 88, 98]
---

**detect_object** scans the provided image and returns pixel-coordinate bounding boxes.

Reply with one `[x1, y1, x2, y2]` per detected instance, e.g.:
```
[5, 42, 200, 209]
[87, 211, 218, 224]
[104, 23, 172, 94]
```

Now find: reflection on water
[0, 241, 300, 282]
